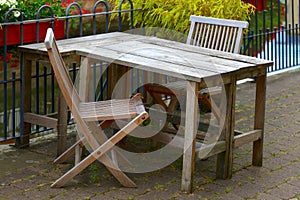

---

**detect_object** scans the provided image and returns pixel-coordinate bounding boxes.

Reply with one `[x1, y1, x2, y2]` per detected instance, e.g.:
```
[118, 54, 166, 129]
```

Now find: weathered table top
[19, 32, 273, 82]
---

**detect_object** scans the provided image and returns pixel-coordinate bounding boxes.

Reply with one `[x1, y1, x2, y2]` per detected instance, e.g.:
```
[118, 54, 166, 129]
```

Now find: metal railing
[243, 0, 300, 72]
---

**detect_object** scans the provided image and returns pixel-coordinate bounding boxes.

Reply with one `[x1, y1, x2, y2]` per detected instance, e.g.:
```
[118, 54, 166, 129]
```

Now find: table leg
[18, 56, 32, 148]
[216, 77, 236, 179]
[108, 64, 130, 99]
[56, 92, 68, 157]
[253, 73, 267, 166]
[181, 81, 198, 192]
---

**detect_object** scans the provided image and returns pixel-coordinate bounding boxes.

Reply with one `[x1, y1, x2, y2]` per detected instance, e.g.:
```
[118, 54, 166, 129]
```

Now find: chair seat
[79, 99, 139, 121]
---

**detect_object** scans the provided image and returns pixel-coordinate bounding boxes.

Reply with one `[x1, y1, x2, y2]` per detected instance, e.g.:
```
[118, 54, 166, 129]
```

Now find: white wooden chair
[44, 28, 149, 188]
[187, 15, 248, 53]
[145, 15, 248, 124]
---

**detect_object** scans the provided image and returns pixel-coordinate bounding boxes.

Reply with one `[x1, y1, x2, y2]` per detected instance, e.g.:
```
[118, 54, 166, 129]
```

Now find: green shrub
[112, 0, 255, 34]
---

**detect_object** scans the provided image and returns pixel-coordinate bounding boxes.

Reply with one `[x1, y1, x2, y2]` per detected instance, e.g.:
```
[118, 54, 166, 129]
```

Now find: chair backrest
[45, 28, 81, 112]
[44, 28, 99, 136]
[186, 15, 249, 53]
[45, 28, 104, 149]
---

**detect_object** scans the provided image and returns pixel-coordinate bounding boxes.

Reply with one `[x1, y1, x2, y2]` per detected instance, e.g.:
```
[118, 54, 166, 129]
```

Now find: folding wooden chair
[145, 15, 248, 125]
[44, 28, 149, 188]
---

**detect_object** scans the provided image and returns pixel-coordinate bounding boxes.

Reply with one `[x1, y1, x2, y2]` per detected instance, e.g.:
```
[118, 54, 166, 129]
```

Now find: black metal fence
[243, 0, 300, 72]
[1, 0, 300, 144]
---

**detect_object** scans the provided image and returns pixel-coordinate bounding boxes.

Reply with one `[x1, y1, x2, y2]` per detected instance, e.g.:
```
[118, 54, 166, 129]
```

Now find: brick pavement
[0, 69, 300, 199]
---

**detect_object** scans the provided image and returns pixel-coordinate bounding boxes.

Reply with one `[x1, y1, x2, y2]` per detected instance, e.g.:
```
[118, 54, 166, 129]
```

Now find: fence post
[286, 0, 299, 30]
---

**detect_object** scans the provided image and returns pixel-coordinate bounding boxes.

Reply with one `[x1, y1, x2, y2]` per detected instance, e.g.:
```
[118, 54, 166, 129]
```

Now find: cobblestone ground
[1, 69, 300, 200]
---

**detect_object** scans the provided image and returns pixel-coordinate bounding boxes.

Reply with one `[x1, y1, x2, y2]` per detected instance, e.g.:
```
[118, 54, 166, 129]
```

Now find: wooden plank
[57, 92, 68, 157]
[24, 113, 58, 129]
[78, 57, 91, 102]
[78, 47, 216, 82]
[151, 132, 226, 160]
[142, 36, 273, 66]
[18, 57, 32, 148]
[150, 131, 203, 149]
[189, 15, 249, 28]
[18, 32, 135, 53]
[54, 138, 84, 164]
[253, 73, 267, 166]
[181, 81, 198, 192]
[107, 64, 130, 99]
[102, 41, 253, 72]
[216, 76, 236, 179]
[237, 66, 267, 80]
[196, 141, 226, 159]
[234, 130, 262, 148]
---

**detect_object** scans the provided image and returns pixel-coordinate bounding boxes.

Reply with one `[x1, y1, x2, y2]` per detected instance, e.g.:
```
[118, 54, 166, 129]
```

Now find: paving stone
[192, 188, 217, 199]
[215, 192, 244, 200]
[288, 178, 300, 187]
[214, 179, 239, 189]
[266, 184, 298, 200]
[92, 194, 115, 200]
[201, 183, 228, 195]
[252, 174, 284, 190]
[229, 182, 266, 199]
[101, 189, 135, 200]
[134, 190, 177, 200]
[255, 192, 282, 200]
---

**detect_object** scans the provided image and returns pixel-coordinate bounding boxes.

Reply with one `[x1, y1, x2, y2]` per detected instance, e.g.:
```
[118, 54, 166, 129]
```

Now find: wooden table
[19, 32, 273, 192]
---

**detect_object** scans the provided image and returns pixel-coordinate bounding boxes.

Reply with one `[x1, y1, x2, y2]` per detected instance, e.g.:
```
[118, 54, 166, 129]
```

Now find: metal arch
[92, 0, 110, 34]
[65, 2, 83, 38]
[118, 0, 134, 32]
[4, 8, 24, 22]
[36, 5, 55, 19]
[36, 5, 55, 43]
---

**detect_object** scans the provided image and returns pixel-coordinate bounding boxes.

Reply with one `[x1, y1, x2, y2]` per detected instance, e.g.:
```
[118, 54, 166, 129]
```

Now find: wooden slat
[181, 81, 198, 192]
[196, 141, 226, 159]
[54, 139, 84, 164]
[253, 74, 267, 166]
[230, 28, 238, 52]
[210, 25, 218, 49]
[189, 15, 249, 28]
[57, 93, 68, 156]
[222, 26, 230, 52]
[203, 24, 210, 48]
[102, 41, 252, 73]
[78, 46, 216, 83]
[24, 113, 58, 129]
[150, 131, 203, 149]
[216, 77, 236, 179]
[19, 32, 136, 53]
[143, 36, 273, 66]
[234, 130, 262, 148]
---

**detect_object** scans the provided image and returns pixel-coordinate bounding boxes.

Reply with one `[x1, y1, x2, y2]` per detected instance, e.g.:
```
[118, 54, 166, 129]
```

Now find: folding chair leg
[54, 138, 84, 164]
[51, 112, 148, 188]
[208, 97, 221, 123]
[75, 144, 83, 165]
[166, 97, 179, 129]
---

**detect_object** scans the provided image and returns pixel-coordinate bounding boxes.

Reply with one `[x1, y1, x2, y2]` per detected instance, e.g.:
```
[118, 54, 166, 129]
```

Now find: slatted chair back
[45, 28, 81, 115]
[186, 15, 249, 53]
[45, 28, 98, 149]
